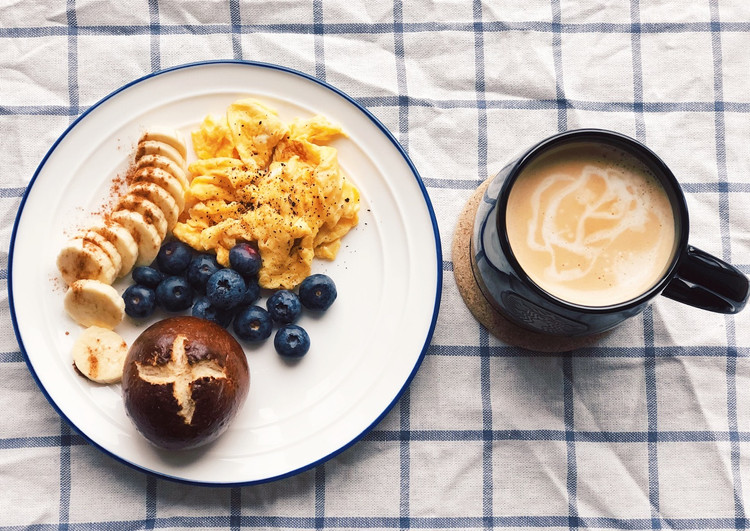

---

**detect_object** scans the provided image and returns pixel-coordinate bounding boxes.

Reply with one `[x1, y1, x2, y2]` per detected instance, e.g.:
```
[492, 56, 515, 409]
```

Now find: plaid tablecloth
[2, 0, 749, 529]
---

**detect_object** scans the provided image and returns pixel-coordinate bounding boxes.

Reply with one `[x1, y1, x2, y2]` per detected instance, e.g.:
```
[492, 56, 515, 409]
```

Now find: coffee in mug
[505, 142, 677, 307]
[471, 129, 748, 337]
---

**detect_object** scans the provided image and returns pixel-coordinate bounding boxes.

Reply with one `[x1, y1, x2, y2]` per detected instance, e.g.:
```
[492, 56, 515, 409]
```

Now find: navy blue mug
[471, 129, 749, 337]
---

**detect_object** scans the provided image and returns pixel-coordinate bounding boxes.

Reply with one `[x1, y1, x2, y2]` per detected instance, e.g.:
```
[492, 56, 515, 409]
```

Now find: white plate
[9, 61, 442, 485]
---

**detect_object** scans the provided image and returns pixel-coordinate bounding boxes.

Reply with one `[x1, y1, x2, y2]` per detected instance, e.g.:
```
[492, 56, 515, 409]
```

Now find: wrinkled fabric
[1, 0, 749, 529]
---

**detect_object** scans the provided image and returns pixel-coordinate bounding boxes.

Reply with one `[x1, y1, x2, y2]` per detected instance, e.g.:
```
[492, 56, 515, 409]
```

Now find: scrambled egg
[173, 98, 360, 289]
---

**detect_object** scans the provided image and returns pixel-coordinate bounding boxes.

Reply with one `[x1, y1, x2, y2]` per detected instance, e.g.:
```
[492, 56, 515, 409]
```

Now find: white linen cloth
[1, 0, 748, 528]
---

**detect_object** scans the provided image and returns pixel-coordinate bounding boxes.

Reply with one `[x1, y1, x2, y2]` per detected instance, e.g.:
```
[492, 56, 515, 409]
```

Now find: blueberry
[229, 242, 262, 277]
[122, 284, 156, 319]
[155, 275, 194, 312]
[192, 296, 233, 328]
[233, 305, 273, 342]
[266, 290, 302, 324]
[242, 277, 261, 306]
[187, 254, 221, 292]
[298, 274, 337, 311]
[131, 266, 163, 289]
[157, 240, 193, 275]
[274, 324, 310, 358]
[206, 269, 246, 310]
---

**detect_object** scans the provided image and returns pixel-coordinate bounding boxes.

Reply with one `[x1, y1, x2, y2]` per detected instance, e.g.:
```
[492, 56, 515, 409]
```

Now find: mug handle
[662, 246, 749, 314]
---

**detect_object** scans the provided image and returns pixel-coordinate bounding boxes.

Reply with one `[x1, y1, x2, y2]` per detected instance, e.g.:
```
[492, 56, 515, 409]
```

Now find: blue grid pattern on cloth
[1, 0, 749, 529]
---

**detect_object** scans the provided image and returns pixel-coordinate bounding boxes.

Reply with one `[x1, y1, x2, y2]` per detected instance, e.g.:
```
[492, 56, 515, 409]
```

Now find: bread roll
[122, 316, 249, 450]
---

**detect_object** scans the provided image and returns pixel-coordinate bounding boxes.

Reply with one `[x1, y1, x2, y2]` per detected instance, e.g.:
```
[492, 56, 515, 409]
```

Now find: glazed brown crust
[122, 316, 249, 450]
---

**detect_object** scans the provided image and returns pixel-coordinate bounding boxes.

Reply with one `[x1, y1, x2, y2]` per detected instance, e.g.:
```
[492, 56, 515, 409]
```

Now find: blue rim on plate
[8, 60, 443, 486]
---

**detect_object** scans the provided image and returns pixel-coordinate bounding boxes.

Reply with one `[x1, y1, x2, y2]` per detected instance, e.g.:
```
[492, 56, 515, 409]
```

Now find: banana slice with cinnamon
[56, 237, 118, 286]
[136, 140, 186, 171]
[139, 127, 188, 161]
[109, 209, 163, 267]
[135, 154, 190, 189]
[130, 165, 186, 211]
[72, 326, 128, 383]
[88, 219, 139, 278]
[64, 279, 125, 329]
[128, 182, 180, 232]
[116, 194, 168, 241]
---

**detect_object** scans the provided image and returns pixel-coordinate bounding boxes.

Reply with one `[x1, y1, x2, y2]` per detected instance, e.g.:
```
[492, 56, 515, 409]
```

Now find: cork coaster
[452, 178, 607, 352]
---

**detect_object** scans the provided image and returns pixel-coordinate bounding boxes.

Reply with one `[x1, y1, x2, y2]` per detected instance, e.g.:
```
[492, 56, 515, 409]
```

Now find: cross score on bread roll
[121, 316, 250, 450]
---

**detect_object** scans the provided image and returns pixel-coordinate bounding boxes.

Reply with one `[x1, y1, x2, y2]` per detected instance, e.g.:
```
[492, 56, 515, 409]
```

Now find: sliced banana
[136, 140, 186, 171]
[64, 279, 125, 329]
[135, 154, 190, 189]
[89, 219, 139, 277]
[110, 209, 162, 267]
[130, 166, 186, 212]
[57, 237, 117, 286]
[128, 182, 180, 232]
[117, 194, 168, 240]
[139, 127, 187, 160]
[82, 230, 122, 278]
[72, 326, 128, 384]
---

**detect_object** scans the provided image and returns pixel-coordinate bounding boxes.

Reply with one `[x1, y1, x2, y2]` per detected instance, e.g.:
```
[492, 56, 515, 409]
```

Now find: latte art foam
[527, 165, 654, 281]
[506, 143, 677, 306]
